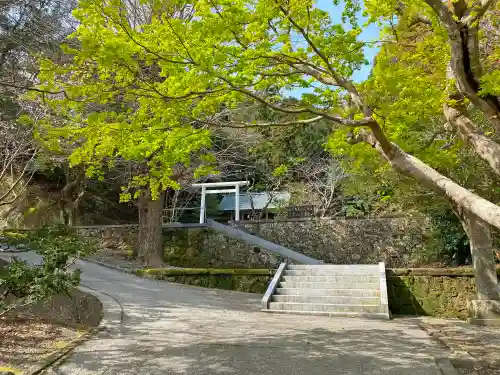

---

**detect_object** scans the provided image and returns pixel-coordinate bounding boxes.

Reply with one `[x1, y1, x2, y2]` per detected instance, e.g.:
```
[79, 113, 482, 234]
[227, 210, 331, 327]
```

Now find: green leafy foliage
[25, 0, 500, 261]
[0, 225, 97, 315]
[425, 209, 470, 265]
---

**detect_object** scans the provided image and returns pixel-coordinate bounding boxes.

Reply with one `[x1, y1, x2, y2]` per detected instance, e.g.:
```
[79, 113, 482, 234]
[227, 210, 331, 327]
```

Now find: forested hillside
[1, 0, 500, 267]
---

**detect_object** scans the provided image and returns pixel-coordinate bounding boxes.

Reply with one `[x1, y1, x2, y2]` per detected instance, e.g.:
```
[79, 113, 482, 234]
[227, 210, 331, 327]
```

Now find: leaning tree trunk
[357, 123, 500, 230]
[137, 190, 165, 266]
[390, 148, 500, 228]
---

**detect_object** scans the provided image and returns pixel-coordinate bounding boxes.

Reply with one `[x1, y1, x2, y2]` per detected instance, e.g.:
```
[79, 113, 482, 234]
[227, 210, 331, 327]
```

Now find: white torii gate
[192, 181, 249, 224]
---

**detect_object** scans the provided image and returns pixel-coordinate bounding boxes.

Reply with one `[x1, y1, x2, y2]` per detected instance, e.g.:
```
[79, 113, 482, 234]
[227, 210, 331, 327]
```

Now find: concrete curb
[0, 330, 93, 375]
[80, 257, 182, 273]
[435, 358, 459, 375]
[78, 285, 124, 332]
[0, 253, 125, 375]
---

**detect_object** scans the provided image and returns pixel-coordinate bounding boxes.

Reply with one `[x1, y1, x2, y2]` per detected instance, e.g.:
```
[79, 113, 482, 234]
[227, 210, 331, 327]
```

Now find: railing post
[199, 186, 206, 224]
[235, 184, 240, 221]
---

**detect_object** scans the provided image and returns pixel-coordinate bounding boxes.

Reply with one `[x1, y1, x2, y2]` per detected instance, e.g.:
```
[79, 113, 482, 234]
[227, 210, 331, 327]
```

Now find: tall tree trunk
[137, 190, 165, 266]
[59, 168, 85, 226]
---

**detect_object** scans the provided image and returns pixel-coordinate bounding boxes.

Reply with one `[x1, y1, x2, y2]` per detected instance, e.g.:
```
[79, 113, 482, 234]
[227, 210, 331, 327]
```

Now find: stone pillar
[464, 211, 500, 326]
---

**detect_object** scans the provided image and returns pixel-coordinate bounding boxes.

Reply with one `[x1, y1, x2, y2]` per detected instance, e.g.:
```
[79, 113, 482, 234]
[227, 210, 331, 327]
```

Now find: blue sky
[289, 0, 380, 97]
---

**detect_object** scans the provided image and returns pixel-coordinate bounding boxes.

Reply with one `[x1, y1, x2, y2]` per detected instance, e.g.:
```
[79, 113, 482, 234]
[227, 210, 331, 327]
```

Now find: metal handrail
[261, 261, 288, 310]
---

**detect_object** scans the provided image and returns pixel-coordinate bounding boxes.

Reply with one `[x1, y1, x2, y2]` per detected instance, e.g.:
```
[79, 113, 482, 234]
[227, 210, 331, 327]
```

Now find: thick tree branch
[293, 64, 339, 86]
[462, 0, 498, 25]
[444, 102, 500, 176]
[424, 0, 500, 130]
[396, 1, 432, 27]
[222, 82, 377, 126]
[195, 116, 325, 128]
[0, 81, 62, 95]
[0, 151, 36, 205]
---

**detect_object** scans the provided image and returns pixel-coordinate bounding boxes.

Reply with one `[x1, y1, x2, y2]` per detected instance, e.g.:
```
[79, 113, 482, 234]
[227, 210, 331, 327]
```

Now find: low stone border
[419, 322, 474, 359]
[422, 323, 500, 374]
[28, 329, 94, 375]
[450, 357, 500, 369]
[36, 286, 123, 373]
[387, 266, 500, 277]
[435, 357, 500, 375]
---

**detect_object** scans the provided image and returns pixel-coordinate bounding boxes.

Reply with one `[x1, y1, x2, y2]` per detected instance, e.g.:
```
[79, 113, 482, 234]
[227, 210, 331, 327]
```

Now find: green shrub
[0, 224, 97, 316]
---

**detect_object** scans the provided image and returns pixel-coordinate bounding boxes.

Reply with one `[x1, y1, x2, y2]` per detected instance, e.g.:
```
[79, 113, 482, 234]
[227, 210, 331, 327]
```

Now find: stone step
[281, 275, 380, 283]
[279, 281, 380, 289]
[284, 270, 379, 277]
[271, 295, 380, 305]
[275, 288, 380, 297]
[268, 302, 385, 314]
[287, 265, 379, 271]
[263, 309, 390, 319]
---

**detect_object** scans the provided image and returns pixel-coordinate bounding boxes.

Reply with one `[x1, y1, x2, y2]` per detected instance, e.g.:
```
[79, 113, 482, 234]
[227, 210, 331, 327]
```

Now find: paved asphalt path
[1, 251, 448, 375]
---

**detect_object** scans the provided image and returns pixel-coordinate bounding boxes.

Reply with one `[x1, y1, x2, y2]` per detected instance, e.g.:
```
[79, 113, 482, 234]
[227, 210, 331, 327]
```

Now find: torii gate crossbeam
[192, 181, 249, 223]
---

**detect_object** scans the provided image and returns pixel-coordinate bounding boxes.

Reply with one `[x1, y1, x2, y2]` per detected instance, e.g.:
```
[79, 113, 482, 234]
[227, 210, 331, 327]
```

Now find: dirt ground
[0, 314, 82, 374]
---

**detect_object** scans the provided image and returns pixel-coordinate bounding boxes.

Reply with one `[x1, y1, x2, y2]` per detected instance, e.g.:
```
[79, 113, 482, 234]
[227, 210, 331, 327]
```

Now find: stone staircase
[261, 263, 390, 319]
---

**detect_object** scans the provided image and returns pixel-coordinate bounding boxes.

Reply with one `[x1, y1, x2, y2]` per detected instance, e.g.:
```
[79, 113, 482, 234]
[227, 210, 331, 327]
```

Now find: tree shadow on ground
[51, 263, 448, 375]
[49, 322, 444, 375]
[48, 282, 446, 375]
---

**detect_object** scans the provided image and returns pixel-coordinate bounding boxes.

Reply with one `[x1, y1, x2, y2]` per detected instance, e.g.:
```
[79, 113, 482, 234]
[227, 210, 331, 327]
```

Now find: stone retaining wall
[77, 217, 430, 268]
[230, 218, 430, 267]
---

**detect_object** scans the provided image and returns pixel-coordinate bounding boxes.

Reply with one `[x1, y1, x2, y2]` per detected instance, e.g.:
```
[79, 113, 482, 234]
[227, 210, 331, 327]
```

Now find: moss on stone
[387, 266, 500, 277]
[387, 275, 477, 319]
